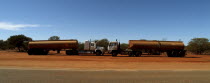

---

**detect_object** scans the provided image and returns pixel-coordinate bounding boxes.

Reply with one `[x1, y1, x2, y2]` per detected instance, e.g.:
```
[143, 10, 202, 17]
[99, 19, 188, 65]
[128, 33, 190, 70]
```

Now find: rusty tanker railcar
[128, 40, 186, 57]
[27, 40, 78, 55]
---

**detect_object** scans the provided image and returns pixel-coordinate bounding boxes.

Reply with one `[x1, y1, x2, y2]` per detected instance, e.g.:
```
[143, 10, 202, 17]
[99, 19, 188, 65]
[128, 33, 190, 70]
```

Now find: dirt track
[0, 50, 210, 70]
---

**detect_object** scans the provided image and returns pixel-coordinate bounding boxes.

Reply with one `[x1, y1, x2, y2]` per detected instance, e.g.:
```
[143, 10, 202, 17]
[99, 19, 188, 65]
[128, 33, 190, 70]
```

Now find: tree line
[1, 34, 210, 55]
[0, 35, 61, 52]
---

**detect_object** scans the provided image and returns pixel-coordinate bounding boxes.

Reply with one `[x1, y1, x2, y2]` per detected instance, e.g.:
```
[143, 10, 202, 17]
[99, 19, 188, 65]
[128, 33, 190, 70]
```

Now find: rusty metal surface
[159, 41, 184, 50]
[129, 40, 160, 49]
[128, 40, 185, 50]
[28, 40, 78, 49]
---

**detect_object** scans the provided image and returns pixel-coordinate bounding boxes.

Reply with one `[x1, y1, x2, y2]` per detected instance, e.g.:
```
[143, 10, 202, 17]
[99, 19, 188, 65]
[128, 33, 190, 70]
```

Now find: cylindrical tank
[159, 41, 184, 51]
[28, 40, 78, 49]
[128, 40, 185, 51]
[129, 40, 160, 50]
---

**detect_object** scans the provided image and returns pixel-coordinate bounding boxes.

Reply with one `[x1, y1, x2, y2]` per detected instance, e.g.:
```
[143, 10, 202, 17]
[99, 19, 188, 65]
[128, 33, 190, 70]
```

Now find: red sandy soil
[0, 50, 210, 70]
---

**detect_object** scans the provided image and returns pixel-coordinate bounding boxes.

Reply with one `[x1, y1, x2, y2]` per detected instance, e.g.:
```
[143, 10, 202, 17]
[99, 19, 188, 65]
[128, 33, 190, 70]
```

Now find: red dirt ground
[0, 50, 210, 70]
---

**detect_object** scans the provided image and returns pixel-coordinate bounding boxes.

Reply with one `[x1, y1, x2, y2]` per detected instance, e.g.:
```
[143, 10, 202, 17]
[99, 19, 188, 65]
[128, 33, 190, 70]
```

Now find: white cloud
[0, 22, 41, 30]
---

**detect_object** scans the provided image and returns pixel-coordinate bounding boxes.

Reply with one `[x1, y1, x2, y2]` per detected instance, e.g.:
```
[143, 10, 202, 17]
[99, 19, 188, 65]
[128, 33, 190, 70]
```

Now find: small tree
[7, 34, 32, 52]
[120, 43, 128, 50]
[78, 42, 84, 51]
[187, 38, 210, 54]
[0, 40, 8, 50]
[48, 36, 60, 40]
[96, 38, 109, 50]
[0, 40, 4, 49]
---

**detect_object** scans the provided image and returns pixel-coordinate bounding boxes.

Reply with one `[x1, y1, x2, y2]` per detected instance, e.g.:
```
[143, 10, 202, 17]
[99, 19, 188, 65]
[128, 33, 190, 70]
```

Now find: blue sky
[0, 0, 209, 45]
